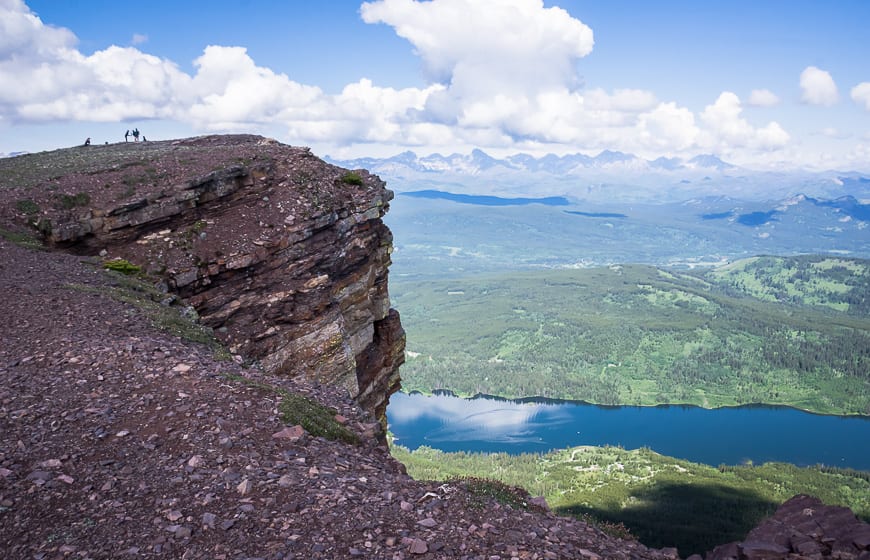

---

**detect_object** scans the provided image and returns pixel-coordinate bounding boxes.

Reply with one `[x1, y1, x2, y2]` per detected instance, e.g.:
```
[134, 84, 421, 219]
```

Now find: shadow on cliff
[556, 481, 780, 557]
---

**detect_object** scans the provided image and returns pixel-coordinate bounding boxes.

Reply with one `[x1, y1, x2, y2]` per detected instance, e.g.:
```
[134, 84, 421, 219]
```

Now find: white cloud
[361, 0, 593, 91]
[0, 0, 76, 58]
[800, 66, 839, 106]
[851, 82, 870, 110]
[1, 0, 805, 165]
[131, 33, 148, 45]
[700, 92, 789, 152]
[747, 89, 780, 107]
[635, 102, 699, 151]
[185, 46, 324, 130]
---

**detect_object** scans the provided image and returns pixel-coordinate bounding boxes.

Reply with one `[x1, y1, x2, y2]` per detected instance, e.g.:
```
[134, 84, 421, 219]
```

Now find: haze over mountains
[327, 149, 870, 278]
[328, 149, 870, 204]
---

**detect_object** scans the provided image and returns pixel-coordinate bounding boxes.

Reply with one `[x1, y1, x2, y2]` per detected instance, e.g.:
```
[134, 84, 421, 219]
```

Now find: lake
[387, 392, 870, 470]
[401, 190, 570, 206]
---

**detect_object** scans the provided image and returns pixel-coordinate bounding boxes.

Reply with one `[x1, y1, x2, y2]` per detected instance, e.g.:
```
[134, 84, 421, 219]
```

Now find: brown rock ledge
[0, 135, 404, 420]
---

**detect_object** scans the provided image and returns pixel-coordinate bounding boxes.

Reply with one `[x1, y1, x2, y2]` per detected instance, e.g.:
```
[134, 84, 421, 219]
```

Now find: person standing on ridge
[125, 130, 130, 142]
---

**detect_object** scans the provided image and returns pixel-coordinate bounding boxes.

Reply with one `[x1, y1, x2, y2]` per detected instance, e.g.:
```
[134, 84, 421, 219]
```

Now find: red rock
[272, 425, 305, 441]
[408, 538, 428, 554]
[236, 479, 252, 495]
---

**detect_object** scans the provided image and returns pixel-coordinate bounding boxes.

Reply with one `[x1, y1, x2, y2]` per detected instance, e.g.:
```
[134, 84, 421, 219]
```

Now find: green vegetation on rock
[222, 373, 359, 444]
[0, 227, 44, 251]
[393, 256, 870, 415]
[15, 199, 40, 215]
[69, 264, 227, 359]
[57, 192, 91, 209]
[340, 172, 364, 186]
[453, 476, 543, 512]
[102, 258, 143, 275]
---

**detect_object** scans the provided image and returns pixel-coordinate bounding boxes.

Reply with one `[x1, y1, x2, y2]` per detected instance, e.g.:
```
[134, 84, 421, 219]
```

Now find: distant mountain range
[330, 149, 736, 175]
[327, 149, 870, 204]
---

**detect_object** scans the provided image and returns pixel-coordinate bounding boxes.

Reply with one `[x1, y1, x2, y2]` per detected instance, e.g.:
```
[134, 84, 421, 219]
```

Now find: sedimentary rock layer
[3, 134, 404, 418]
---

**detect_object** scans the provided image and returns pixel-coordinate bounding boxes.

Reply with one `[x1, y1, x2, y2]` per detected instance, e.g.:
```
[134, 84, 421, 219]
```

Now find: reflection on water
[387, 392, 870, 469]
[390, 393, 572, 444]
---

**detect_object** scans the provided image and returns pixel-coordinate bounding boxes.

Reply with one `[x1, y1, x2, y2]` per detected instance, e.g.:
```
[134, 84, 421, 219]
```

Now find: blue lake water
[387, 392, 870, 470]
[400, 190, 570, 206]
[564, 210, 628, 218]
[737, 210, 778, 226]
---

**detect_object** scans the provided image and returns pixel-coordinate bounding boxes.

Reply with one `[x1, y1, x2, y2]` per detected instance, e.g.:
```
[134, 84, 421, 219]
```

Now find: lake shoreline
[402, 388, 870, 420]
[388, 391, 870, 470]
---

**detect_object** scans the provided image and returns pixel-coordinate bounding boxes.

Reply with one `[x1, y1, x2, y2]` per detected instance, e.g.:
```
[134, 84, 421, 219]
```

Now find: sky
[2, 0, 869, 170]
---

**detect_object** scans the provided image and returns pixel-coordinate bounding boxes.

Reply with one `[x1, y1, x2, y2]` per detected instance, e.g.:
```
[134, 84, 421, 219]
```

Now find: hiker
[142, 136, 147, 142]
[133, 128, 140, 141]
[84, 137, 91, 146]
[125, 130, 130, 142]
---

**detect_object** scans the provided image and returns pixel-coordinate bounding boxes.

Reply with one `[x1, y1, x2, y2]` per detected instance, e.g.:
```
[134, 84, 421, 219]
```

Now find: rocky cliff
[2, 134, 404, 420]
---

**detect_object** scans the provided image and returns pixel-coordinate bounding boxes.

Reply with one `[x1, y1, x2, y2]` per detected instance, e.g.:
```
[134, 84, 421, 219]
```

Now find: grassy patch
[190, 219, 207, 235]
[56, 192, 91, 209]
[0, 227, 44, 250]
[102, 258, 142, 275]
[452, 476, 538, 511]
[279, 392, 358, 444]
[221, 373, 359, 444]
[340, 172, 364, 186]
[68, 267, 229, 360]
[15, 199, 40, 215]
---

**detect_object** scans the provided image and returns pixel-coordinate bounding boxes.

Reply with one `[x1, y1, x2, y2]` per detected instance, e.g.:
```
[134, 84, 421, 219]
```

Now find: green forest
[392, 255, 870, 415]
[391, 442, 870, 556]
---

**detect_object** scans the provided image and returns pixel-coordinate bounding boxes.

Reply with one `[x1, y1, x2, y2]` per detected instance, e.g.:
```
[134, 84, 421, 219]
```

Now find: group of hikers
[125, 128, 145, 142]
[82, 128, 148, 147]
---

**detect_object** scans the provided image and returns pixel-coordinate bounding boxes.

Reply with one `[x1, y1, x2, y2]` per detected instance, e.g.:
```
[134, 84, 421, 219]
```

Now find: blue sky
[3, 0, 869, 170]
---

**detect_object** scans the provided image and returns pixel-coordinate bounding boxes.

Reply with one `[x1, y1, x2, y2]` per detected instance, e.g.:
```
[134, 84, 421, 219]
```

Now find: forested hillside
[392, 443, 870, 556]
[393, 256, 870, 415]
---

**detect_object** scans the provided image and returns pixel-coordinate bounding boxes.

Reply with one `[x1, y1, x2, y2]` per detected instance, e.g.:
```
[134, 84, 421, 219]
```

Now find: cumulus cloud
[0, 0, 800, 163]
[851, 82, 870, 110]
[800, 66, 839, 106]
[700, 92, 789, 152]
[361, 0, 593, 91]
[747, 89, 780, 107]
[635, 102, 699, 151]
[0, 0, 76, 58]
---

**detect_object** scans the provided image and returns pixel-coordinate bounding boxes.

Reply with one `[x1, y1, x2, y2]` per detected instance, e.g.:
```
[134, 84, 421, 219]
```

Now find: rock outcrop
[1, 134, 404, 420]
[702, 495, 870, 560]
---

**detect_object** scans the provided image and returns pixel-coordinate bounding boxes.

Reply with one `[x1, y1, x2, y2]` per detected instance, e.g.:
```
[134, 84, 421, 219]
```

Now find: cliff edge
[1, 134, 404, 420]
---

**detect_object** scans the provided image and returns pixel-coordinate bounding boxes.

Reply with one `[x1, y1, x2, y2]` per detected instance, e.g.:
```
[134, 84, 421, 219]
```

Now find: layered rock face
[10, 134, 404, 419]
